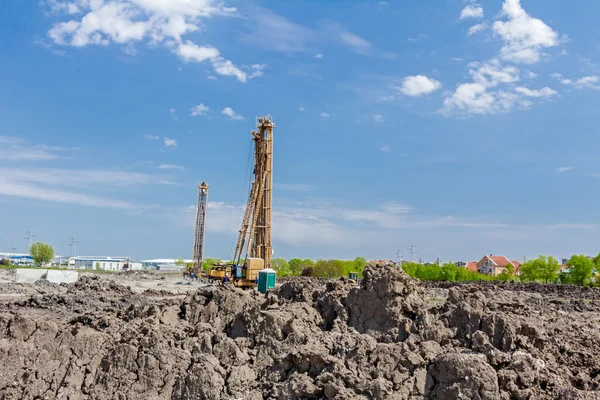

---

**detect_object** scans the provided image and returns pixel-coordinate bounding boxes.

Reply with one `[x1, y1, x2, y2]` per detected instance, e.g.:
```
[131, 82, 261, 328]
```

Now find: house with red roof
[476, 254, 521, 276]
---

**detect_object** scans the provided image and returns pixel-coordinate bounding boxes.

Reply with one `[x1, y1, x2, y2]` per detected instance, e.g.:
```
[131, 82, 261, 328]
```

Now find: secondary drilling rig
[192, 181, 208, 276]
[208, 115, 274, 287]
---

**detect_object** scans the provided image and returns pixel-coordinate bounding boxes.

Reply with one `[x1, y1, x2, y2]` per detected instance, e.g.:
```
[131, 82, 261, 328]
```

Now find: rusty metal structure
[233, 115, 274, 270]
[192, 181, 208, 275]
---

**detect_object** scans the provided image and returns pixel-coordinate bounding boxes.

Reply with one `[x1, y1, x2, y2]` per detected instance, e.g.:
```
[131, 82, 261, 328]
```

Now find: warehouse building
[70, 256, 142, 271]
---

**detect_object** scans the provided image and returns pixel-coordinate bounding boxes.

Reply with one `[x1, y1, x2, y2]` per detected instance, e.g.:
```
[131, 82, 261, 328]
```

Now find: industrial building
[141, 259, 190, 271]
[0, 252, 34, 266]
[70, 256, 142, 271]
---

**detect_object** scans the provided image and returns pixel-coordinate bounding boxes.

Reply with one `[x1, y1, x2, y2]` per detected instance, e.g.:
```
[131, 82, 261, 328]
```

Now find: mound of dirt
[0, 265, 598, 399]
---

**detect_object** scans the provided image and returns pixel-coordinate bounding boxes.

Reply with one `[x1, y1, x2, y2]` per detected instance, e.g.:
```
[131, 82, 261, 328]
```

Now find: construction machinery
[192, 181, 209, 276]
[208, 115, 274, 288]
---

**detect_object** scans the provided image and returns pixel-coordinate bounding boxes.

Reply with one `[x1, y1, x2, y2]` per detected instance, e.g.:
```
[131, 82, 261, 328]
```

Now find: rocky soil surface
[0, 265, 598, 399]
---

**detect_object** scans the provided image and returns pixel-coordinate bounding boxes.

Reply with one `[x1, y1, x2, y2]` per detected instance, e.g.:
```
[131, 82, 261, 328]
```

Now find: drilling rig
[207, 115, 274, 287]
[192, 181, 208, 276]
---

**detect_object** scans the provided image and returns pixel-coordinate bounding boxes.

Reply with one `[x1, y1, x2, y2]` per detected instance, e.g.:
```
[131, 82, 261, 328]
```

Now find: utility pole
[68, 236, 79, 257]
[11, 247, 16, 255]
[396, 246, 403, 267]
[24, 229, 35, 250]
[407, 243, 417, 263]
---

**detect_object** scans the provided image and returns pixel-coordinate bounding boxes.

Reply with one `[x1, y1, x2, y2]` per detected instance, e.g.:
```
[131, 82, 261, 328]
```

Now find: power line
[68, 235, 79, 257]
[24, 229, 35, 249]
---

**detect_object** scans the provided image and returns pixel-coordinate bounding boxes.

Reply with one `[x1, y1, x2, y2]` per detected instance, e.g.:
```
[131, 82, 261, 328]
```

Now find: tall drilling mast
[193, 181, 209, 275]
[233, 115, 274, 269]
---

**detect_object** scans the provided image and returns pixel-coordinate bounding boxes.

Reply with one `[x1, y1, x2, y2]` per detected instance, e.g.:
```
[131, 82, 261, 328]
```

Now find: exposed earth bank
[0, 265, 598, 399]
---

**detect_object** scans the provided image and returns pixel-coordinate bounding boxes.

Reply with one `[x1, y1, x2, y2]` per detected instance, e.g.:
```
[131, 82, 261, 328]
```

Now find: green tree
[313, 259, 345, 278]
[519, 258, 542, 282]
[272, 258, 292, 276]
[29, 242, 54, 267]
[538, 256, 560, 283]
[174, 258, 185, 267]
[351, 257, 368, 277]
[567, 255, 594, 286]
[497, 263, 515, 282]
[288, 258, 303, 275]
[202, 258, 221, 271]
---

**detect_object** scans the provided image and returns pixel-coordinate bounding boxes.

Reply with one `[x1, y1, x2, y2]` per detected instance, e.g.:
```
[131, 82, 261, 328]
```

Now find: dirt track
[0, 265, 598, 399]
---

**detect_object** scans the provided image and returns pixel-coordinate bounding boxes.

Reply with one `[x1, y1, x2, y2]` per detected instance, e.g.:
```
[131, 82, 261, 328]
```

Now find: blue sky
[1, 0, 600, 262]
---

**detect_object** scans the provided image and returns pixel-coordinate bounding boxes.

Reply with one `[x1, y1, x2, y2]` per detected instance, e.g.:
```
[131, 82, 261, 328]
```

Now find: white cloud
[493, 0, 559, 64]
[0, 177, 138, 210]
[190, 103, 209, 116]
[320, 112, 330, 117]
[158, 164, 185, 171]
[556, 167, 573, 173]
[338, 31, 372, 55]
[176, 41, 219, 62]
[468, 23, 487, 36]
[552, 74, 600, 89]
[380, 145, 390, 152]
[222, 107, 243, 120]
[0, 167, 176, 187]
[0, 165, 178, 210]
[0, 136, 74, 161]
[575, 76, 600, 90]
[315, 53, 324, 59]
[299, 107, 305, 111]
[451, 57, 464, 62]
[526, 71, 538, 79]
[460, 5, 484, 20]
[207, 75, 217, 80]
[175, 41, 247, 82]
[164, 137, 177, 148]
[514, 86, 557, 98]
[46, 0, 245, 81]
[397, 75, 442, 96]
[441, 60, 545, 116]
[144, 134, 160, 140]
[372, 114, 384, 123]
[242, 7, 315, 54]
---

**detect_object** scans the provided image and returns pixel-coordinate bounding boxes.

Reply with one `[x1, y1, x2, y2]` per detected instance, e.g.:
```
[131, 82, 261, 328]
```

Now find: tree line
[402, 254, 600, 287]
[195, 257, 369, 279]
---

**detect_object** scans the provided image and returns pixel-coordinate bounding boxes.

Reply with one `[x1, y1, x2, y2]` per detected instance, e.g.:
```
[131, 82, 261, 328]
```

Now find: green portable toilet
[258, 268, 277, 293]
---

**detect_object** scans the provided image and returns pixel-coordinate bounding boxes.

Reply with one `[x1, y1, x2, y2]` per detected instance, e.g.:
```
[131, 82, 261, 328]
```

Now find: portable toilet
[258, 268, 277, 293]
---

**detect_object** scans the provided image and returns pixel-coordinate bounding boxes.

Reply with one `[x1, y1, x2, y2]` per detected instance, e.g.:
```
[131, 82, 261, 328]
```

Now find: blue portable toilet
[257, 268, 277, 293]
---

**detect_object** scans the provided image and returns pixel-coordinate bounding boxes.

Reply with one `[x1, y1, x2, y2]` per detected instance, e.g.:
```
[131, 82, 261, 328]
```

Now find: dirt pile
[0, 265, 598, 399]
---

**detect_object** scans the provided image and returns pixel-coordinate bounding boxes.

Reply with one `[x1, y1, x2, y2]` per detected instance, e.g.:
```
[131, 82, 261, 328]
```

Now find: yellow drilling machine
[207, 115, 275, 288]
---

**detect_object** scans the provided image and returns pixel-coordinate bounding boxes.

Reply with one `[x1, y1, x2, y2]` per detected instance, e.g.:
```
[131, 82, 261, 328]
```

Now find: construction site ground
[0, 265, 598, 399]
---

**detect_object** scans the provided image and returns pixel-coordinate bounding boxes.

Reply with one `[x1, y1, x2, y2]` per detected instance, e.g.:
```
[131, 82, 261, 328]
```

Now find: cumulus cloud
[190, 103, 209, 116]
[163, 137, 177, 148]
[552, 74, 600, 89]
[441, 60, 533, 116]
[222, 107, 243, 120]
[144, 134, 159, 140]
[468, 23, 487, 36]
[514, 86, 557, 98]
[45, 0, 248, 81]
[397, 75, 442, 96]
[460, 5, 484, 20]
[315, 53, 324, 59]
[372, 114, 384, 123]
[493, 0, 559, 64]
[320, 112, 330, 117]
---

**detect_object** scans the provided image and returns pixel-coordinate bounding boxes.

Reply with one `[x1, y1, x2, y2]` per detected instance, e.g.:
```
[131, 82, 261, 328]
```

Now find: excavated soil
[0, 266, 599, 399]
